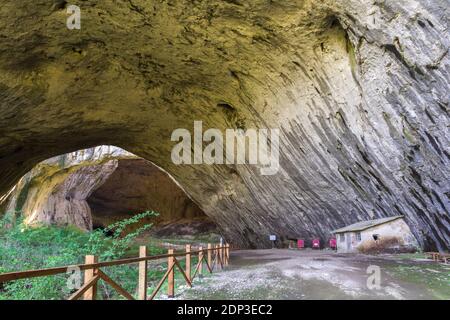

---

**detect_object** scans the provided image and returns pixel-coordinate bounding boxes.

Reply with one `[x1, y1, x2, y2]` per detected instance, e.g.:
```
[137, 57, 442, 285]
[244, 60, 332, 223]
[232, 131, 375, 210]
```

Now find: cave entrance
[87, 157, 218, 239]
[2, 146, 218, 242]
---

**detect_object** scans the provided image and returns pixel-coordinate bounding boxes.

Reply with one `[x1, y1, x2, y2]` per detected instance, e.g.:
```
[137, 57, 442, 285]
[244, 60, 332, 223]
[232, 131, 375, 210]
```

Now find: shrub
[0, 210, 163, 300]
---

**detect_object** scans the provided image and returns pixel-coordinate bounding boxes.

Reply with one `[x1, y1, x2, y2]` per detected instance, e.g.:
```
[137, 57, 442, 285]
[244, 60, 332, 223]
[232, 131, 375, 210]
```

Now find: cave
[0, 1, 448, 251]
[87, 158, 216, 236]
[1, 146, 218, 238]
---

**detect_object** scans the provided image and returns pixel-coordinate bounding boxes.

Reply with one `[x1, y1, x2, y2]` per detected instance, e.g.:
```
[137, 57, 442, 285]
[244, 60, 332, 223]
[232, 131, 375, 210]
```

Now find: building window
[340, 234, 345, 242]
[356, 232, 361, 241]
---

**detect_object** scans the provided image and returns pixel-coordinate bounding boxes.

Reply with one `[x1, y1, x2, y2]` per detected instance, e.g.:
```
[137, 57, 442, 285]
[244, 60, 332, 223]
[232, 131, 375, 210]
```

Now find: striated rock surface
[0, 1, 448, 249]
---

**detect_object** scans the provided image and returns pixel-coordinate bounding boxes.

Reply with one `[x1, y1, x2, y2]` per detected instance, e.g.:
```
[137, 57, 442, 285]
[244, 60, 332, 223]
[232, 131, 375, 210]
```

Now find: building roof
[331, 216, 404, 234]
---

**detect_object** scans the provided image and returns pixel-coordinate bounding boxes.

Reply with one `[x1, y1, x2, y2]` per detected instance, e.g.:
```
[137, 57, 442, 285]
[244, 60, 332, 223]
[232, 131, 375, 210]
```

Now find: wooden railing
[425, 251, 450, 264]
[0, 243, 231, 300]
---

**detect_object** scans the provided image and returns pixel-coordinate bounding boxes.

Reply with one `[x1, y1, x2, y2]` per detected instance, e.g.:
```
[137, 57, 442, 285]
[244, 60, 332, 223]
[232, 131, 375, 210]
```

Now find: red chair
[329, 238, 337, 250]
[312, 238, 320, 249]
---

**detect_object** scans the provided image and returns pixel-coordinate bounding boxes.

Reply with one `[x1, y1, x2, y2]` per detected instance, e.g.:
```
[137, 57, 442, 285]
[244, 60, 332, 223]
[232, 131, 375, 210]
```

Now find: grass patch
[386, 262, 450, 299]
[393, 252, 428, 260]
[0, 212, 210, 300]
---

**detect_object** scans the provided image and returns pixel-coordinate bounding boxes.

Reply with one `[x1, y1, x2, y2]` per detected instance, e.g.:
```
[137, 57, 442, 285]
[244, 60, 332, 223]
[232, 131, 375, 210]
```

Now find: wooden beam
[185, 244, 191, 283]
[148, 263, 175, 300]
[83, 255, 98, 300]
[138, 246, 147, 300]
[207, 243, 212, 272]
[167, 249, 175, 298]
[98, 270, 135, 300]
[218, 244, 223, 269]
[174, 258, 192, 287]
[0, 244, 233, 301]
[223, 244, 227, 265]
[0, 249, 210, 283]
[191, 255, 204, 281]
[68, 274, 100, 300]
[198, 246, 203, 276]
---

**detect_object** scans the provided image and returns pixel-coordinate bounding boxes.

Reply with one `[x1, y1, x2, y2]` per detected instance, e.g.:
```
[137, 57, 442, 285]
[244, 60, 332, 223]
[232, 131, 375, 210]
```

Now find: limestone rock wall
[0, 1, 448, 249]
[21, 161, 118, 230]
[3, 146, 133, 229]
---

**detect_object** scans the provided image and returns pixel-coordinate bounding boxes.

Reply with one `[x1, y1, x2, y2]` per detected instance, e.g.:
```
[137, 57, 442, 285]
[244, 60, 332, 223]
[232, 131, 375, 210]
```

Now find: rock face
[3, 146, 132, 229]
[88, 158, 207, 228]
[0, 1, 448, 249]
[21, 161, 118, 230]
[3, 146, 208, 231]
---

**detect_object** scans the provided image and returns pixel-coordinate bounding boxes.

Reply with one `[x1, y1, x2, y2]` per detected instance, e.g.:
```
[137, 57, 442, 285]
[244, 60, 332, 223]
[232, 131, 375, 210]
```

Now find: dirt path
[171, 249, 449, 300]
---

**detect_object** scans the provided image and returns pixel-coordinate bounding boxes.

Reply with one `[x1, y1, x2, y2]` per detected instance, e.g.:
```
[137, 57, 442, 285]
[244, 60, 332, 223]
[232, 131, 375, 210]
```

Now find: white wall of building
[335, 218, 419, 253]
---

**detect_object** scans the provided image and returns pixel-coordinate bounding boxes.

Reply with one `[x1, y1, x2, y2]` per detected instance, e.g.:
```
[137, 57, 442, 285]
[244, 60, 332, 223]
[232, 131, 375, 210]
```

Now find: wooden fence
[0, 243, 230, 300]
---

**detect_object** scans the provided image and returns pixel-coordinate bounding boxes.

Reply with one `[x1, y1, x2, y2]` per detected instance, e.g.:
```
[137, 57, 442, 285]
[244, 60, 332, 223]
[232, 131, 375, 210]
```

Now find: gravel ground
[165, 249, 449, 300]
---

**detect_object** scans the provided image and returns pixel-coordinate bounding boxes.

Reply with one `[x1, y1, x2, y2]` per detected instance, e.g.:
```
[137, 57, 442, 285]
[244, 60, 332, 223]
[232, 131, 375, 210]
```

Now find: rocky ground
[170, 249, 450, 300]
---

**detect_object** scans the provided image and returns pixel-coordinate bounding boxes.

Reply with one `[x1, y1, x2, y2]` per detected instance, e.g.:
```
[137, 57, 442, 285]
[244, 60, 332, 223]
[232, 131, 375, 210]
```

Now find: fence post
[207, 243, 212, 272]
[226, 243, 230, 265]
[222, 243, 228, 266]
[168, 249, 175, 297]
[214, 244, 218, 269]
[138, 246, 147, 300]
[223, 243, 227, 266]
[83, 255, 98, 300]
[224, 244, 227, 265]
[185, 244, 191, 282]
[198, 246, 203, 275]
[214, 244, 220, 269]
[218, 244, 223, 268]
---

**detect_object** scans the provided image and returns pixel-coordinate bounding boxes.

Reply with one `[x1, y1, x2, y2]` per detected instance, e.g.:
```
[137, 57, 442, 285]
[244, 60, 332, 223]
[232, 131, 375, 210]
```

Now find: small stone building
[332, 216, 419, 253]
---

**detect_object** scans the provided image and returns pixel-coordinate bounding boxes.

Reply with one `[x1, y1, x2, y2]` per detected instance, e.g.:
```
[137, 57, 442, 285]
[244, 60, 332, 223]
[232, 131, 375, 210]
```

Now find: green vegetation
[384, 254, 450, 300]
[0, 211, 203, 300]
[393, 252, 427, 260]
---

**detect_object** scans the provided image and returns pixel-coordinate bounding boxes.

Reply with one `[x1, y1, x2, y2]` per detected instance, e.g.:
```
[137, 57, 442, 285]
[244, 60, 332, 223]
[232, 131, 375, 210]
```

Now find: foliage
[0, 210, 19, 230]
[0, 210, 166, 300]
[386, 263, 450, 300]
[84, 210, 158, 260]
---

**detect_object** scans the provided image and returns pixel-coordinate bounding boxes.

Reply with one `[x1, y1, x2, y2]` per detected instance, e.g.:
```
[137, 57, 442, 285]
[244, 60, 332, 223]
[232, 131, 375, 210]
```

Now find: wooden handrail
[0, 243, 231, 300]
[0, 246, 228, 283]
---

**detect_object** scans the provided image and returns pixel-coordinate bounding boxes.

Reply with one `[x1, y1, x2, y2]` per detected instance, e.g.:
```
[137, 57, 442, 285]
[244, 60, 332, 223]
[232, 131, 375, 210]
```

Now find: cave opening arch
[1, 146, 219, 240]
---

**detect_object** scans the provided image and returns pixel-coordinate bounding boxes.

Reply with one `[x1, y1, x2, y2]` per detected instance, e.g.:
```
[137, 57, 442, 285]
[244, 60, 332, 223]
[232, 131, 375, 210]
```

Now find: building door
[346, 233, 352, 251]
